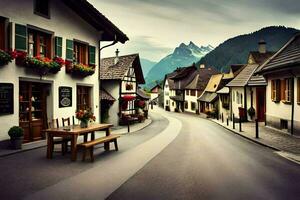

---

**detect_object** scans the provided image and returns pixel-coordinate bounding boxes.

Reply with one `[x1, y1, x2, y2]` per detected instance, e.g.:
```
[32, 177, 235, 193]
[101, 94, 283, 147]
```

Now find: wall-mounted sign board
[0, 83, 14, 115]
[59, 87, 72, 108]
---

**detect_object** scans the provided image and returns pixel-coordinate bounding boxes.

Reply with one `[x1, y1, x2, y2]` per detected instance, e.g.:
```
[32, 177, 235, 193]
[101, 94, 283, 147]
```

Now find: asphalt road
[107, 111, 300, 200]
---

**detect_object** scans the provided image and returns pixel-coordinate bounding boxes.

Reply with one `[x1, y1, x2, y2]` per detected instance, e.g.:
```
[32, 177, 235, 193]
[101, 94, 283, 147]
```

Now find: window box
[0, 49, 16, 66]
[66, 61, 95, 77]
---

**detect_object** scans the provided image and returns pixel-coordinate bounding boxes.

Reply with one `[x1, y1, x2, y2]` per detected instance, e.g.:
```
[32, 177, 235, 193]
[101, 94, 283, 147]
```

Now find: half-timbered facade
[100, 53, 145, 126]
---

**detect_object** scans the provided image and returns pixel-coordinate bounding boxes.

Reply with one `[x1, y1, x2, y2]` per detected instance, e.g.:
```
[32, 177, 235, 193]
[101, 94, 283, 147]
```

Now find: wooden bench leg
[82, 148, 86, 162]
[114, 139, 118, 151]
[89, 147, 94, 162]
[84, 134, 88, 143]
[104, 142, 110, 151]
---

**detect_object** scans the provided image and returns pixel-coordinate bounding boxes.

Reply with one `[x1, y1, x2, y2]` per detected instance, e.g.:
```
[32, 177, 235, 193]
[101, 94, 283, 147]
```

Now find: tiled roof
[256, 33, 300, 74]
[226, 64, 259, 87]
[100, 54, 145, 84]
[100, 88, 115, 101]
[185, 67, 219, 90]
[248, 75, 267, 86]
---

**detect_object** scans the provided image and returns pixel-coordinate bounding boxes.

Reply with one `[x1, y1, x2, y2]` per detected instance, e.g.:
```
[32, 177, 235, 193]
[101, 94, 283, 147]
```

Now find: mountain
[197, 26, 299, 72]
[145, 42, 213, 88]
[140, 58, 157, 77]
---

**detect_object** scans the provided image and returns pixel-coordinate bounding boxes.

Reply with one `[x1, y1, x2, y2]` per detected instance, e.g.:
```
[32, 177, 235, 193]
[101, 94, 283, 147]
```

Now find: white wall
[0, 0, 102, 140]
[184, 90, 197, 113]
[101, 80, 120, 127]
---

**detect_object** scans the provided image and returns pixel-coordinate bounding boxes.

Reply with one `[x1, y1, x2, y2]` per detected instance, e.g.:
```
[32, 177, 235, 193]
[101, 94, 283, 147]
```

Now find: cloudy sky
[88, 0, 300, 62]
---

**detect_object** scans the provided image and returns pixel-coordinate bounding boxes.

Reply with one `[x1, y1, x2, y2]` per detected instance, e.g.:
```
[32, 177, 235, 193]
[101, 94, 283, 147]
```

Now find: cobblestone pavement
[211, 118, 300, 155]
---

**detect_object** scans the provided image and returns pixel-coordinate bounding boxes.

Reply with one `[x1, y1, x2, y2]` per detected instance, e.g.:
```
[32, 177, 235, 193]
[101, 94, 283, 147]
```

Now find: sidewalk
[0, 118, 152, 158]
[211, 118, 300, 164]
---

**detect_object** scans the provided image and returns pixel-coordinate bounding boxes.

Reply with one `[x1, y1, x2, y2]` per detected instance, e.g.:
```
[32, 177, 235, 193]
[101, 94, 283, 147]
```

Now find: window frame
[191, 102, 196, 111]
[191, 90, 196, 96]
[27, 29, 52, 58]
[271, 79, 281, 102]
[77, 86, 91, 111]
[284, 78, 292, 103]
[74, 41, 88, 65]
[34, 0, 50, 19]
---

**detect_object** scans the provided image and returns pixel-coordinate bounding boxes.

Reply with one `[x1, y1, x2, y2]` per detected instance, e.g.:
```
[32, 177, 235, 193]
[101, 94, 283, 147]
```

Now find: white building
[256, 33, 300, 136]
[226, 41, 274, 122]
[100, 53, 145, 126]
[0, 0, 128, 142]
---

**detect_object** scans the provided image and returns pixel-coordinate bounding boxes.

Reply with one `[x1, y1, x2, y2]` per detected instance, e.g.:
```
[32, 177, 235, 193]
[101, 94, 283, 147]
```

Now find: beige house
[226, 41, 274, 122]
[256, 33, 300, 136]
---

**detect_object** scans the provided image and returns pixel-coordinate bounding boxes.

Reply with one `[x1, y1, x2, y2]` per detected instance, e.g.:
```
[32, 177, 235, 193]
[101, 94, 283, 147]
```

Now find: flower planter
[10, 136, 24, 150]
[0, 49, 15, 66]
[66, 62, 95, 77]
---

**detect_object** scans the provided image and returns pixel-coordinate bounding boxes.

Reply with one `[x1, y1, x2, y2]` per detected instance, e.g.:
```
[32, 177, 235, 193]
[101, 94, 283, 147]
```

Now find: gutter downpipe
[290, 71, 296, 135]
[98, 35, 119, 122]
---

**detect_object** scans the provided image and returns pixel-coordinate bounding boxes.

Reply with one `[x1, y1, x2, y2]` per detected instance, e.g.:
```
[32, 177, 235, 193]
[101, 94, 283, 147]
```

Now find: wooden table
[44, 123, 113, 161]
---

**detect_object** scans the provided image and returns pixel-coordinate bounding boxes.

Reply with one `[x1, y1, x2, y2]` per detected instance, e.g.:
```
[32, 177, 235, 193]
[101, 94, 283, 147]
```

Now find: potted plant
[75, 109, 96, 128]
[0, 49, 16, 66]
[248, 107, 256, 119]
[8, 126, 24, 149]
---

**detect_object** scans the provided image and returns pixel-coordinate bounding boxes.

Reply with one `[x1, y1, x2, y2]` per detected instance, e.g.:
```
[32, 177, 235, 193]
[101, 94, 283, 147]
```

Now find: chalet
[184, 66, 218, 113]
[149, 84, 162, 101]
[256, 33, 300, 136]
[0, 0, 128, 142]
[100, 52, 145, 126]
[217, 64, 245, 120]
[168, 65, 198, 112]
[163, 71, 177, 112]
[198, 74, 224, 116]
[226, 40, 274, 122]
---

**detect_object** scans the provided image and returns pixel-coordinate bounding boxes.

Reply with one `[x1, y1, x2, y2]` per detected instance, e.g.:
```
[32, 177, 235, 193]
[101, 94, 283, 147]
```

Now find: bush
[8, 126, 24, 138]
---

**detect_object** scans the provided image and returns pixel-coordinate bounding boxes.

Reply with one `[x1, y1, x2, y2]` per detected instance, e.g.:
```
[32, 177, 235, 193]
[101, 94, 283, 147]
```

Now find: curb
[209, 119, 280, 152]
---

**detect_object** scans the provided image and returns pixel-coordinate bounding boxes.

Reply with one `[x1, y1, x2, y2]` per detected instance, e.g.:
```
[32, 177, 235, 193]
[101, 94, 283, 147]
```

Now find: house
[226, 40, 274, 122]
[168, 65, 198, 112]
[184, 66, 218, 113]
[198, 74, 224, 116]
[255, 33, 300, 136]
[149, 84, 161, 101]
[163, 71, 177, 112]
[217, 64, 246, 120]
[100, 52, 145, 126]
[0, 0, 128, 142]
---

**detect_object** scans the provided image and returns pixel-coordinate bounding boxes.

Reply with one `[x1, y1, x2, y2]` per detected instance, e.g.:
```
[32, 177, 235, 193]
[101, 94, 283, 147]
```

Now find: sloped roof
[137, 89, 150, 100]
[185, 67, 219, 90]
[62, 0, 128, 43]
[100, 88, 115, 101]
[226, 64, 259, 87]
[170, 65, 197, 80]
[204, 74, 224, 92]
[248, 75, 267, 86]
[198, 92, 218, 103]
[249, 51, 275, 65]
[100, 54, 145, 84]
[217, 87, 230, 94]
[256, 33, 300, 74]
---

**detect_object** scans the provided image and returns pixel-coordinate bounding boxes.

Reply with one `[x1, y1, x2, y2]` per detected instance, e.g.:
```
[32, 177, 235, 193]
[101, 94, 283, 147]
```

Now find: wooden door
[19, 82, 48, 143]
[256, 87, 266, 122]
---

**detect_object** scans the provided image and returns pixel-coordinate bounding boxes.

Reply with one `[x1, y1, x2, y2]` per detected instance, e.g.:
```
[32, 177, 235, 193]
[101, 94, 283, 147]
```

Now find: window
[236, 91, 239, 104]
[166, 100, 169, 105]
[27, 29, 52, 58]
[232, 91, 235, 102]
[271, 79, 281, 102]
[172, 102, 174, 106]
[165, 91, 169, 96]
[191, 90, 196, 96]
[184, 101, 188, 109]
[297, 78, 300, 103]
[284, 78, 292, 102]
[191, 102, 196, 111]
[34, 0, 50, 18]
[77, 86, 91, 110]
[186, 90, 189, 96]
[74, 41, 88, 65]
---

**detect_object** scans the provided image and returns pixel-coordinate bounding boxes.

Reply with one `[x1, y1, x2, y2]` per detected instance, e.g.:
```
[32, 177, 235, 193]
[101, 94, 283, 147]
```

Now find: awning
[198, 92, 218, 103]
[122, 95, 136, 101]
[100, 89, 115, 101]
[217, 87, 229, 94]
[137, 89, 150, 100]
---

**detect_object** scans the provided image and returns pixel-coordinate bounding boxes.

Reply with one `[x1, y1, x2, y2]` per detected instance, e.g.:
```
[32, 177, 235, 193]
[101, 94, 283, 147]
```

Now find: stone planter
[10, 136, 24, 150]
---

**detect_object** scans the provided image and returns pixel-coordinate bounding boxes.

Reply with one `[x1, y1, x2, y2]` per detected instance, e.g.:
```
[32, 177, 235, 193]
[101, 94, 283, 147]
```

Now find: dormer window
[34, 0, 50, 19]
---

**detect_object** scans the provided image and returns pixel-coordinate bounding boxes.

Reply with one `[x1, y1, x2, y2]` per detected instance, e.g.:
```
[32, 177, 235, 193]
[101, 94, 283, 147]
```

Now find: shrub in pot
[248, 107, 256, 119]
[8, 126, 24, 149]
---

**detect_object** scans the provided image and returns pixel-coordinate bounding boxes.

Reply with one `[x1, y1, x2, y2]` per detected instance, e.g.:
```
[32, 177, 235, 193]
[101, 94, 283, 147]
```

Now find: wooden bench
[77, 135, 120, 162]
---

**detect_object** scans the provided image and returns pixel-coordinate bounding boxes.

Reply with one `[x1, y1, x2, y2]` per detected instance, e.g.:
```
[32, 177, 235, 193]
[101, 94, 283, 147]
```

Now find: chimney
[200, 64, 205, 69]
[258, 40, 266, 54]
[114, 49, 120, 64]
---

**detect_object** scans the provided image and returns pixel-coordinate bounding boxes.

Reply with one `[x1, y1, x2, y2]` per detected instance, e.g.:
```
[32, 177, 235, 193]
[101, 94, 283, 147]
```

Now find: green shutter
[15, 24, 27, 51]
[66, 39, 73, 61]
[55, 36, 62, 57]
[89, 46, 96, 65]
